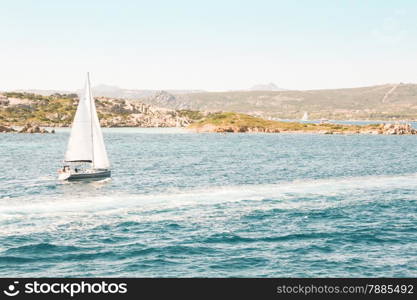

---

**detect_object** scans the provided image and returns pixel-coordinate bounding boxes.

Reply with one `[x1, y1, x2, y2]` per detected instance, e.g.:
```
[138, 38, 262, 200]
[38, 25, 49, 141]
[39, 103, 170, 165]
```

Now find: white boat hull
[60, 170, 111, 181]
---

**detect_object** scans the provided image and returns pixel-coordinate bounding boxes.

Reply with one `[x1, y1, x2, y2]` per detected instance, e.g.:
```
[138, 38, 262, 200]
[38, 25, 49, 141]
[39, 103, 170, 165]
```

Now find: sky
[1, 0, 417, 91]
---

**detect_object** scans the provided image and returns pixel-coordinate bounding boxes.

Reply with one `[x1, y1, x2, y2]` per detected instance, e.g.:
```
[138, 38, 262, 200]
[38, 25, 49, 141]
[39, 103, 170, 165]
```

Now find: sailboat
[301, 111, 309, 121]
[58, 73, 111, 181]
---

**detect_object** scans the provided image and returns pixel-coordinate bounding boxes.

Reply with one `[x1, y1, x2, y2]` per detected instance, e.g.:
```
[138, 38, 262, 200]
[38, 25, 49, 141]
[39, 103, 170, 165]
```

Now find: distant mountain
[14, 89, 72, 96]
[90, 86, 205, 99]
[140, 83, 417, 120]
[11, 83, 417, 120]
[140, 91, 190, 110]
[91, 84, 123, 95]
[250, 82, 285, 91]
[14, 85, 205, 99]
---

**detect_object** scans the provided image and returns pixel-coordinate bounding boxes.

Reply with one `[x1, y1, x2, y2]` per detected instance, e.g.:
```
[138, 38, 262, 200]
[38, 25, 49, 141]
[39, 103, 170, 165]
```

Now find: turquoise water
[0, 128, 417, 277]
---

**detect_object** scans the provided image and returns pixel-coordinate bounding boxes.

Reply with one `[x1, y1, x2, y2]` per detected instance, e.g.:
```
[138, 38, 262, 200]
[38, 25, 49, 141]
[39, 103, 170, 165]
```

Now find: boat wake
[0, 173, 416, 237]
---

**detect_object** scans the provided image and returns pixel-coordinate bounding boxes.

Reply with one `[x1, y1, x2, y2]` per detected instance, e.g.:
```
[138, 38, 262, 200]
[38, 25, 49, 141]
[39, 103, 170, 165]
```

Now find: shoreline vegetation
[1, 92, 417, 135]
[0, 92, 195, 128]
[188, 112, 417, 135]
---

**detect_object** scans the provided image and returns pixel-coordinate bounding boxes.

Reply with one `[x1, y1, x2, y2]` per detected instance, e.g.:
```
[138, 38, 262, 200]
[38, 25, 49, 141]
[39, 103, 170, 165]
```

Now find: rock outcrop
[99, 103, 191, 128]
[379, 123, 417, 135]
[0, 125, 16, 132]
[0, 92, 196, 128]
[18, 123, 54, 134]
[141, 91, 183, 109]
[190, 113, 417, 135]
[199, 126, 281, 133]
[196, 123, 417, 134]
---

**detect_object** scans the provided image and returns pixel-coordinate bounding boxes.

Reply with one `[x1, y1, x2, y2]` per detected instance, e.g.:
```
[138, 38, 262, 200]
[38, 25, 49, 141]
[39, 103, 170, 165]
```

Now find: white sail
[64, 77, 93, 163]
[301, 112, 308, 121]
[90, 84, 110, 169]
[64, 73, 110, 169]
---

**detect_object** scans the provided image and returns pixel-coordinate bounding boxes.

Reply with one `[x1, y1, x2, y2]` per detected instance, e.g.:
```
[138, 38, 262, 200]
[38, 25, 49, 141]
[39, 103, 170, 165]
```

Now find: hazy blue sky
[1, 0, 417, 91]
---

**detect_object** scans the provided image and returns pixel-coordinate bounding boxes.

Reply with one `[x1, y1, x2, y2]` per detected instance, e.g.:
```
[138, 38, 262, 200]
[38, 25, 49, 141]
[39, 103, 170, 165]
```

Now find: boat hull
[65, 170, 111, 181]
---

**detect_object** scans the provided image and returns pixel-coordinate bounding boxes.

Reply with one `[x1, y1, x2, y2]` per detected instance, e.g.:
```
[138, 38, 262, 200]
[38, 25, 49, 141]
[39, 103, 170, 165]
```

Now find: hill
[14, 86, 205, 99]
[189, 112, 417, 135]
[140, 83, 417, 120]
[7, 83, 417, 121]
[0, 92, 195, 127]
[250, 82, 285, 91]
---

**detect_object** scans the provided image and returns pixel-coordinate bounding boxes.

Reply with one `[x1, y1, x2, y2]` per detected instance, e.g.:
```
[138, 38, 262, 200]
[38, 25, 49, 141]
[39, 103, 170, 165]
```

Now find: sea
[0, 127, 416, 277]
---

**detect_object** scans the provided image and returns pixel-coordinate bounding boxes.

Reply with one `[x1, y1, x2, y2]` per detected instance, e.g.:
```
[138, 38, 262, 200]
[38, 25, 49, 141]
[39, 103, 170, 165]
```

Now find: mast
[87, 72, 95, 168]
[65, 73, 109, 168]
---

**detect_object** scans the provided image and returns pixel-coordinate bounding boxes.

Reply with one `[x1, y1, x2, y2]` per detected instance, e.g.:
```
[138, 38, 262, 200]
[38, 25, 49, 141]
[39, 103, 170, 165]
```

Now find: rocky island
[1, 92, 417, 135]
[188, 112, 417, 135]
[0, 92, 199, 129]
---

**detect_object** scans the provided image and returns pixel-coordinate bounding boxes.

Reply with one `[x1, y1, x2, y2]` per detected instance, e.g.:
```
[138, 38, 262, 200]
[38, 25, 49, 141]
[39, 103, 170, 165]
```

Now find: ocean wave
[127, 245, 218, 257]
[4, 243, 80, 255]
[3, 172, 417, 209]
[0, 173, 416, 238]
[202, 231, 343, 244]
[0, 256, 34, 264]
[209, 257, 269, 270]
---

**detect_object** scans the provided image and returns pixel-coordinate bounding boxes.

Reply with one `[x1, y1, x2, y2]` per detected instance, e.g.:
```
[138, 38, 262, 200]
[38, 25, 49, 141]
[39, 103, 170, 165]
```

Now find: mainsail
[301, 112, 308, 121]
[64, 73, 110, 169]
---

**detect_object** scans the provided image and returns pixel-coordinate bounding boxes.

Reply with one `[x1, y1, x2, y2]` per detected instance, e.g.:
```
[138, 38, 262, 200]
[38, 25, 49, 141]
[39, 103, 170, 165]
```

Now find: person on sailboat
[59, 166, 69, 175]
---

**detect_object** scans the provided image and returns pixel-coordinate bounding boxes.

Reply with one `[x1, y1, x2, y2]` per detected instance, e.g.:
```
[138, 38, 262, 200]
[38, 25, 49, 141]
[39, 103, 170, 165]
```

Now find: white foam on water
[2, 173, 417, 215]
[1, 173, 416, 236]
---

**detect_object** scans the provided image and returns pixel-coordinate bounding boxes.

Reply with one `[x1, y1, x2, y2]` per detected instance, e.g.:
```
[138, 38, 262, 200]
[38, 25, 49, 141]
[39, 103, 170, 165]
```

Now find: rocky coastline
[0, 123, 54, 134]
[2, 92, 417, 135]
[189, 112, 417, 135]
[192, 123, 417, 135]
[0, 92, 194, 128]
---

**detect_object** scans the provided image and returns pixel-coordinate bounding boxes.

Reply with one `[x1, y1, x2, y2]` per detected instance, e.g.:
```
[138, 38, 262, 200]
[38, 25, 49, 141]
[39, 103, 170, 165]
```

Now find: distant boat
[301, 112, 309, 121]
[58, 73, 111, 181]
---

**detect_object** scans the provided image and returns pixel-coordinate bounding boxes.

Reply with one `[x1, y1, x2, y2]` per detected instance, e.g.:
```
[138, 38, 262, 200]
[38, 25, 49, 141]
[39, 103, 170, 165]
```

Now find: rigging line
[88, 72, 95, 169]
